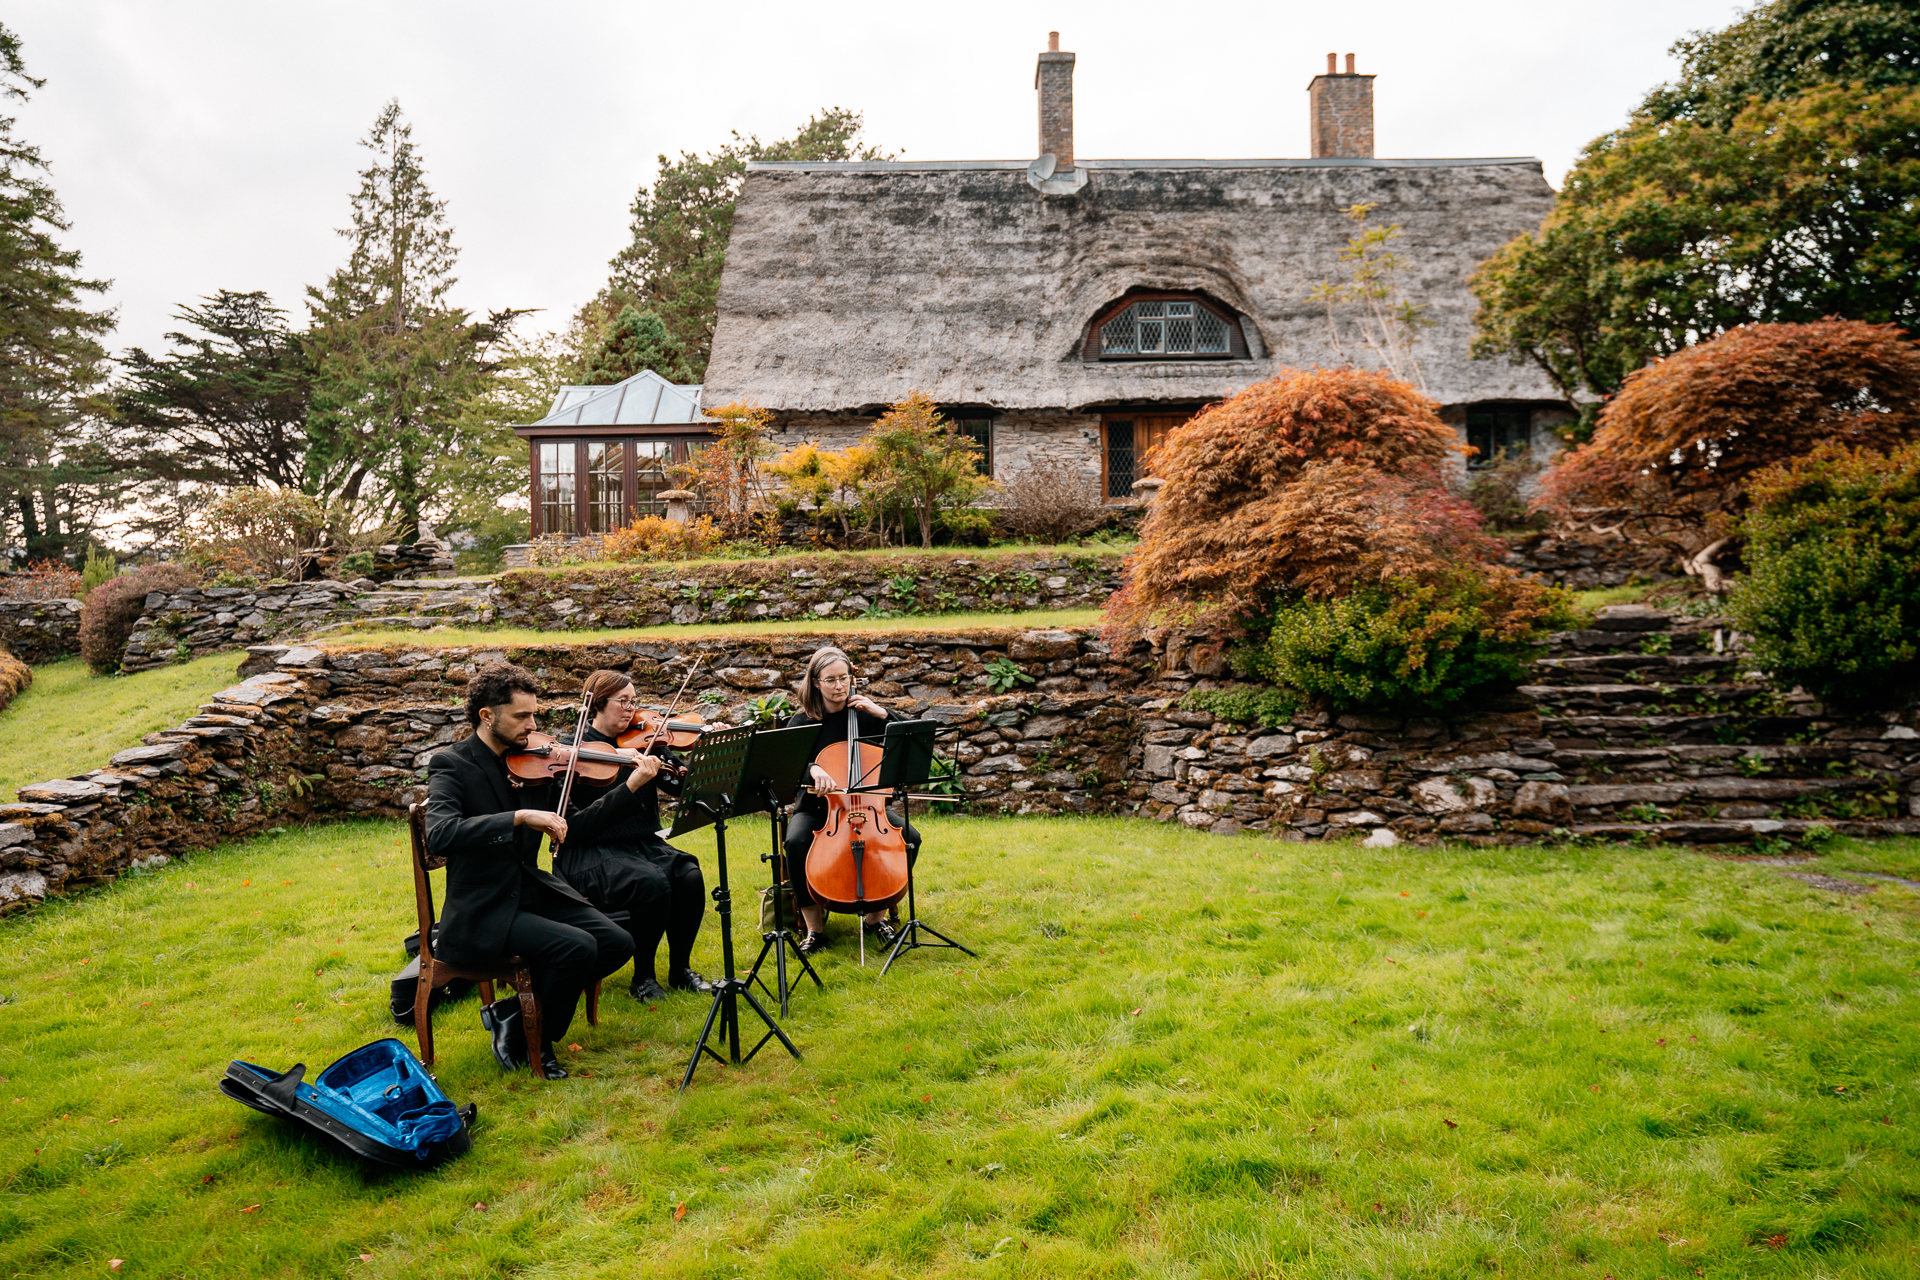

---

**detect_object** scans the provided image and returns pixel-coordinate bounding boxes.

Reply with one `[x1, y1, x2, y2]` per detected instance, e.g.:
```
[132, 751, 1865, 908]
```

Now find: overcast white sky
[12, 0, 1748, 361]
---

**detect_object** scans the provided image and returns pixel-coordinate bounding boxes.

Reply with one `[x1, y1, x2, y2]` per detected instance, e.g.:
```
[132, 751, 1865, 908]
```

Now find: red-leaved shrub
[80, 563, 201, 674]
[1107, 368, 1487, 632]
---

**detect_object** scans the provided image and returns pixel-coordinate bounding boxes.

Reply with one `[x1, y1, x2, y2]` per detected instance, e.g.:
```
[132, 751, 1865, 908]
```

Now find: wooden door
[1101, 413, 1193, 501]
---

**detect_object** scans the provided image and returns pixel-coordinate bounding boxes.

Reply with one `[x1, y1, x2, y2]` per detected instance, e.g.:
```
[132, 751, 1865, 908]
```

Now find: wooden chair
[408, 802, 554, 1079]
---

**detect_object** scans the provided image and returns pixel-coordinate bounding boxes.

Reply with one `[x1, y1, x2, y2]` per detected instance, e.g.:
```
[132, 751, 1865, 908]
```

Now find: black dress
[555, 726, 706, 986]
[782, 706, 920, 912]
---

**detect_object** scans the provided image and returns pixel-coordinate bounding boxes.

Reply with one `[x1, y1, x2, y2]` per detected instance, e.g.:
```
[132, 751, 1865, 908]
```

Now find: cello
[803, 707, 910, 918]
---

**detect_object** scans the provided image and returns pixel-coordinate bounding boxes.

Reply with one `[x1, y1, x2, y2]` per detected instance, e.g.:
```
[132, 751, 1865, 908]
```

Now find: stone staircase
[304, 578, 498, 634]
[1524, 604, 1919, 843]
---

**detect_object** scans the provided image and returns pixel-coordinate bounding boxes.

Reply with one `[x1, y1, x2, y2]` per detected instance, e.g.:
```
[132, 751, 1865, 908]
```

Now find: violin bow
[548, 686, 595, 858]
[638, 656, 704, 758]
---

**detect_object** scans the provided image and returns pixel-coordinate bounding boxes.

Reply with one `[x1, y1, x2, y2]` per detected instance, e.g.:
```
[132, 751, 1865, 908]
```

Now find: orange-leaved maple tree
[1533, 320, 1920, 588]
[1107, 367, 1494, 633]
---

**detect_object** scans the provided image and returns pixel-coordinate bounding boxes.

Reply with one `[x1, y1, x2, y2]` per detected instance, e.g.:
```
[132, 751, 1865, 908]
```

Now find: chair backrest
[408, 803, 440, 958]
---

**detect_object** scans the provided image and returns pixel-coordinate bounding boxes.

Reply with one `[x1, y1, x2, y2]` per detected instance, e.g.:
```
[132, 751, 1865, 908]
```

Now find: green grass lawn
[328, 608, 1106, 650]
[0, 653, 242, 801]
[3, 817, 1918, 1278]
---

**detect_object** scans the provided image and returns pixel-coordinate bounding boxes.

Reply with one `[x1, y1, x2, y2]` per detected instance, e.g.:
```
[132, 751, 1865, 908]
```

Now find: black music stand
[733, 724, 822, 1016]
[667, 725, 800, 1091]
[871, 719, 978, 975]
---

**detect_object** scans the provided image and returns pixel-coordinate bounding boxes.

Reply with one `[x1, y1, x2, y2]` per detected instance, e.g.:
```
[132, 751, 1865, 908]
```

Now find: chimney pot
[1308, 56, 1375, 158]
[1035, 36, 1076, 169]
[1326, 52, 1336, 74]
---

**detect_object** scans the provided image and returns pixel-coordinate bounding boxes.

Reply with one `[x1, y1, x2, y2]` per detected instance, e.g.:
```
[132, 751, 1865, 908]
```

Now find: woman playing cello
[556, 669, 712, 1002]
[782, 645, 921, 955]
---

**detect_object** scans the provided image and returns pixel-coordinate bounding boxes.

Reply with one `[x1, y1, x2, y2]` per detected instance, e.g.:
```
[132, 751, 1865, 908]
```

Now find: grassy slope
[0, 654, 242, 801]
[328, 608, 1106, 650]
[3, 817, 1917, 1278]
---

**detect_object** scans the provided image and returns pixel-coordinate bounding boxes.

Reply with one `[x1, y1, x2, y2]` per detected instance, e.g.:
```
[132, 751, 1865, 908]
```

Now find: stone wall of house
[0, 597, 83, 664]
[763, 411, 1107, 489]
[10, 609, 1918, 916]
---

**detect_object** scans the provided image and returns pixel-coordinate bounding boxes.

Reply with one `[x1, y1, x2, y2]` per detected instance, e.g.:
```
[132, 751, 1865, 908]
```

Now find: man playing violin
[558, 669, 712, 1004]
[424, 662, 641, 1079]
[782, 645, 921, 954]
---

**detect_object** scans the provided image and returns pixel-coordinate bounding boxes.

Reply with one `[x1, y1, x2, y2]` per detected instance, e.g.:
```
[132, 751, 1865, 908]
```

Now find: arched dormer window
[1084, 292, 1249, 361]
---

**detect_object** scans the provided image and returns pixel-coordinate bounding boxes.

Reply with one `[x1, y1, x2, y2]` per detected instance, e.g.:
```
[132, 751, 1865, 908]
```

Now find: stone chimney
[1036, 31, 1075, 170]
[1308, 52, 1375, 158]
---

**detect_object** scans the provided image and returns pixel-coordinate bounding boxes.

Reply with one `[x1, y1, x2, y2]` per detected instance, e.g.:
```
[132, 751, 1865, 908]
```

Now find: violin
[803, 712, 910, 916]
[617, 707, 718, 752]
[505, 732, 682, 783]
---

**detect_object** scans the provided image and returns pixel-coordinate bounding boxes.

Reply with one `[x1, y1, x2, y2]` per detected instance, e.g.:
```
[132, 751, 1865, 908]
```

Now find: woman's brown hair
[797, 646, 854, 720]
[582, 669, 634, 721]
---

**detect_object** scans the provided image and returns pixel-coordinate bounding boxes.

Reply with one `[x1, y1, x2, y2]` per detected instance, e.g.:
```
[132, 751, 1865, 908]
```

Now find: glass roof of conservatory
[531, 370, 708, 427]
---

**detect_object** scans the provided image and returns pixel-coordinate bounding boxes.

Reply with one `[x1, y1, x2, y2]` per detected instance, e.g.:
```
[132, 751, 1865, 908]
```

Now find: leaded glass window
[1466, 408, 1532, 470]
[954, 419, 992, 475]
[634, 440, 674, 513]
[1096, 298, 1233, 358]
[538, 442, 576, 536]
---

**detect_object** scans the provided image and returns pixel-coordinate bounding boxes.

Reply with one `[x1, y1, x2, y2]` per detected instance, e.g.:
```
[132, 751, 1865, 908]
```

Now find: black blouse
[560, 724, 685, 848]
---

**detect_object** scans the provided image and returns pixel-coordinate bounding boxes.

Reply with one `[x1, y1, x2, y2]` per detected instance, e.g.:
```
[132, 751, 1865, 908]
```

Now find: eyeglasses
[609, 695, 638, 708]
[818, 674, 852, 687]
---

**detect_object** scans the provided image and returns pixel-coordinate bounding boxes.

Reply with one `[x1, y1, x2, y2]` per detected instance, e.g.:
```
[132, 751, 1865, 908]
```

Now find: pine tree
[0, 21, 116, 561]
[304, 100, 481, 538]
[583, 305, 692, 385]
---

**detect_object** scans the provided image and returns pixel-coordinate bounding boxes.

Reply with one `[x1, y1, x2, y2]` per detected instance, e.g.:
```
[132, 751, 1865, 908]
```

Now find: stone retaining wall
[119, 579, 370, 671]
[8, 614, 1918, 917]
[1501, 533, 1676, 589]
[0, 597, 82, 664]
[489, 552, 1123, 630]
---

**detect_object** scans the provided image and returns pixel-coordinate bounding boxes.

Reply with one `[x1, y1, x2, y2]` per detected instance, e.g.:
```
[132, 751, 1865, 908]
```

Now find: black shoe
[796, 930, 830, 956]
[479, 995, 527, 1072]
[630, 974, 669, 1003]
[537, 1042, 568, 1080]
[669, 967, 714, 994]
[868, 917, 902, 945]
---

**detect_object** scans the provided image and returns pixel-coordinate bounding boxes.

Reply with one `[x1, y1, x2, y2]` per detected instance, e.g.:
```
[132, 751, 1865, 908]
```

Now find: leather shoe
[669, 967, 714, 994]
[536, 1042, 568, 1080]
[868, 917, 902, 945]
[479, 995, 527, 1072]
[630, 974, 669, 1003]
[796, 930, 830, 956]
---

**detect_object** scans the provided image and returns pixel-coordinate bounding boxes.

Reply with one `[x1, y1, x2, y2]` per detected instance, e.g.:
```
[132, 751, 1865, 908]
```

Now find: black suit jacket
[425, 731, 643, 964]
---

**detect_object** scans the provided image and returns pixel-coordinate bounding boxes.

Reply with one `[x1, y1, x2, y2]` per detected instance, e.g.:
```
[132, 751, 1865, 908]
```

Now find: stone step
[1531, 653, 1743, 685]
[1567, 775, 1881, 810]
[1553, 743, 1856, 768]
[1520, 683, 1767, 713]
[1572, 817, 1920, 843]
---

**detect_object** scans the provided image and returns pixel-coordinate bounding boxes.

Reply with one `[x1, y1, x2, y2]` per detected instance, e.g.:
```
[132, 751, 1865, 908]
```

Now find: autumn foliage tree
[1532, 320, 1920, 589]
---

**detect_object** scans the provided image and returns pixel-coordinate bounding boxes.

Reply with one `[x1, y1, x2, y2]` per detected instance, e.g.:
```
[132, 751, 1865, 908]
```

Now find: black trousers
[557, 842, 704, 980]
[783, 809, 919, 911]
[500, 877, 633, 1043]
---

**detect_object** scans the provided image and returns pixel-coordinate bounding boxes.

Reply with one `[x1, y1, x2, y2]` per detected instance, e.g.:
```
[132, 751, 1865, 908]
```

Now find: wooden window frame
[1084, 292, 1249, 362]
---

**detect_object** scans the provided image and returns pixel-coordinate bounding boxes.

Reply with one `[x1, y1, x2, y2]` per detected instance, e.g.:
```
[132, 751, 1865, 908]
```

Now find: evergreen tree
[0, 21, 116, 561]
[604, 109, 890, 380]
[110, 290, 311, 493]
[304, 100, 482, 537]
[583, 305, 691, 385]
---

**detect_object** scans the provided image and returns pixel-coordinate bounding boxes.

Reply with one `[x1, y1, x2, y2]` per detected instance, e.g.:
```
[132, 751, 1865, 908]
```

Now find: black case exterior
[220, 1043, 475, 1170]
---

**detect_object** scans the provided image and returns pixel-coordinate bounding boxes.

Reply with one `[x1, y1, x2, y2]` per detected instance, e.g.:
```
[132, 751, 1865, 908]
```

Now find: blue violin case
[221, 1038, 475, 1169]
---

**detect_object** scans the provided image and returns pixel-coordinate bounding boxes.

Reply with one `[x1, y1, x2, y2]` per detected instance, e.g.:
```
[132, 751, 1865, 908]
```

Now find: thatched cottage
[703, 37, 1570, 501]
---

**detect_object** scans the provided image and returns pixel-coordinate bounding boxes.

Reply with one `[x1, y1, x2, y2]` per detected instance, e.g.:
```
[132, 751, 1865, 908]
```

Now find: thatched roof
[705, 158, 1565, 414]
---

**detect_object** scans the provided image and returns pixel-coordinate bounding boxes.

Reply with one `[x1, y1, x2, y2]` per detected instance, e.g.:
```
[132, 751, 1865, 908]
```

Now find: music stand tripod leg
[879, 842, 979, 975]
[744, 798, 821, 1017]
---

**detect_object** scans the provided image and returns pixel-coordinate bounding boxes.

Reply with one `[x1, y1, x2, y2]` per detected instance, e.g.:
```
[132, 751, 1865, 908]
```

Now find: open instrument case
[221, 1038, 476, 1169]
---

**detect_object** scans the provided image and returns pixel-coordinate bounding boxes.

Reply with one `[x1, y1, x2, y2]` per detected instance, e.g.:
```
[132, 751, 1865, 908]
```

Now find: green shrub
[79, 544, 119, 593]
[1729, 441, 1920, 706]
[1251, 571, 1573, 713]
[1181, 686, 1299, 729]
[80, 562, 201, 674]
[937, 506, 994, 545]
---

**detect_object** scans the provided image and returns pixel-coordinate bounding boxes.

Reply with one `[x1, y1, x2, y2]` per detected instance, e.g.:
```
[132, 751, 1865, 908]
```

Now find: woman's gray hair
[797, 645, 854, 720]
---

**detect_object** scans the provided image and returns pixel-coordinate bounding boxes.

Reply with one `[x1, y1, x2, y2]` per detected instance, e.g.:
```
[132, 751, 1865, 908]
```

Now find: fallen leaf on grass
[240, 1204, 261, 1214]
[109, 1262, 123, 1273]
[1762, 1233, 1788, 1249]
[1442, 1118, 1458, 1128]
[473, 1202, 486, 1211]
[1130, 1007, 1142, 1017]
[673, 1202, 687, 1222]
[358, 1255, 373, 1263]
[568, 1043, 583, 1053]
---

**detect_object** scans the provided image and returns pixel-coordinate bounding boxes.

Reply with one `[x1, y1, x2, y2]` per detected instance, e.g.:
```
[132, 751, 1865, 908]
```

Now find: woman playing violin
[782, 645, 920, 954]
[556, 669, 712, 1002]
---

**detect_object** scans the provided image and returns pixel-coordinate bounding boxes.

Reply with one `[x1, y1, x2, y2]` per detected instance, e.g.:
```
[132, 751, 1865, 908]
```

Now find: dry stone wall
[7, 609, 1918, 918]
[0, 597, 82, 664]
